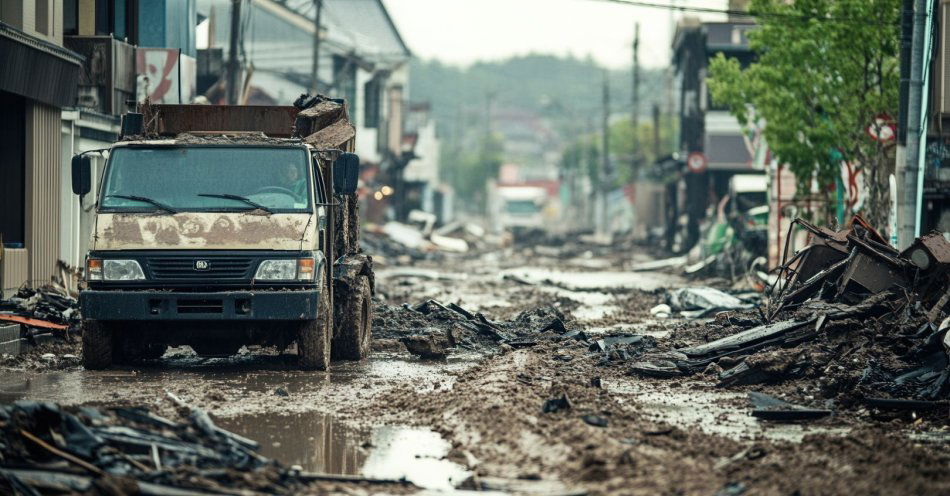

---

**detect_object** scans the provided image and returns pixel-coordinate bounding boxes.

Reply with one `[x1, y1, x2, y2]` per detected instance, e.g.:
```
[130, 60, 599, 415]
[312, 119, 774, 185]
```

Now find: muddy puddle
[0, 351, 481, 415]
[500, 267, 684, 291]
[606, 378, 851, 442]
[216, 412, 470, 490]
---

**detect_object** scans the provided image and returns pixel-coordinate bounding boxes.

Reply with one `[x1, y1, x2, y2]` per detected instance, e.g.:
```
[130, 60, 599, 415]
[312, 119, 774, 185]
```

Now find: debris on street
[665, 286, 756, 318]
[625, 221, 950, 418]
[0, 286, 81, 359]
[375, 298, 576, 356]
[0, 286, 80, 331]
[0, 396, 412, 495]
[5, 1, 950, 492]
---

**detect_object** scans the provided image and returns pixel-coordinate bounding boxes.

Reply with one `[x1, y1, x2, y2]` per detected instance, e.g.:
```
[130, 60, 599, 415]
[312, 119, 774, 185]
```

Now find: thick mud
[2, 246, 948, 494]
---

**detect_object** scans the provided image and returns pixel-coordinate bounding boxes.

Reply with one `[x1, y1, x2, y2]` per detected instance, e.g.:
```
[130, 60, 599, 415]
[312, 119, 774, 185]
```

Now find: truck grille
[146, 257, 255, 281]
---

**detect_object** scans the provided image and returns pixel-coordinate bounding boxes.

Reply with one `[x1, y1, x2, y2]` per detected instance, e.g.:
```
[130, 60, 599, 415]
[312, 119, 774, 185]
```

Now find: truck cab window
[100, 146, 312, 213]
[313, 158, 328, 204]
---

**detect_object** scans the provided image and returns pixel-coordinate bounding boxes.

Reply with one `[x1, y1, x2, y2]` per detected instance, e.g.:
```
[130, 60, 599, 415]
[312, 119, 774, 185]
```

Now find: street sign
[686, 151, 707, 173]
[867, 113, 896, 143]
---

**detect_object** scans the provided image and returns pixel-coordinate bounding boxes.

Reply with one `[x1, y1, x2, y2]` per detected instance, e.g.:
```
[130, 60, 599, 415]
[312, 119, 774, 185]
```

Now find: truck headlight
[87, 259, 145, 281]
[254, 258, 316, 281]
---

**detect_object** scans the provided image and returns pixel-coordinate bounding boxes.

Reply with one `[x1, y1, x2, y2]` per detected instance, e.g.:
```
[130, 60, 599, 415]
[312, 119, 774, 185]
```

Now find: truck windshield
[100, 146, 311, 212]
[505, 200, 541, 215]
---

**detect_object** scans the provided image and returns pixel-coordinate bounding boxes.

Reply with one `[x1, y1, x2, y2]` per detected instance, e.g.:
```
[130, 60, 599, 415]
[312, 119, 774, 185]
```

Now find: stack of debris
[0, 394, 409, 495]
[0, 286, 80, 355]
[374, 299, 588, 359]
[362, 215, 504, 266]
[374, 299, 657, 365]
[629, 219, 950, 415]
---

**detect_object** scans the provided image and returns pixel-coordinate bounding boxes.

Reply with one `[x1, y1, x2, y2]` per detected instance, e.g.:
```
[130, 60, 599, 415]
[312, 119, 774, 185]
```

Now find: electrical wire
[583, 0, 901, 26]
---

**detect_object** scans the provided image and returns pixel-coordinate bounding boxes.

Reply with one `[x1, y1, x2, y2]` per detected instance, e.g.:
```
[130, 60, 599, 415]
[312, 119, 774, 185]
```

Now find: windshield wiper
[198, 193, 275, 214]
[105, 195, 179, 214]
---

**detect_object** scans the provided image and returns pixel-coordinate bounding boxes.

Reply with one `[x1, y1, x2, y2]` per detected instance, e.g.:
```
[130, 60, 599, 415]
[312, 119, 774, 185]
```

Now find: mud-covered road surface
[2, 243, 948, 494]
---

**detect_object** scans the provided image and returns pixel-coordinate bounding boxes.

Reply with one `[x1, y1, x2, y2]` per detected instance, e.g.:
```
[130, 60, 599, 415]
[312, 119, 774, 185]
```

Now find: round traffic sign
[866, 113, 896, 143]
[686, 151, 707, 173]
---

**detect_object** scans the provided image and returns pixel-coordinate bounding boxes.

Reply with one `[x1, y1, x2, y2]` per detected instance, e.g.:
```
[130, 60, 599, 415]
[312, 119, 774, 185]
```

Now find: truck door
[312, 156, 334, 298]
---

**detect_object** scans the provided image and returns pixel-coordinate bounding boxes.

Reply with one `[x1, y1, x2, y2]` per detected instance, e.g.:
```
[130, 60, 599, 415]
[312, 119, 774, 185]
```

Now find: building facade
[1, 0, 199, 296]
[669, 18, 759, 250]
[0, 1, 81, 296]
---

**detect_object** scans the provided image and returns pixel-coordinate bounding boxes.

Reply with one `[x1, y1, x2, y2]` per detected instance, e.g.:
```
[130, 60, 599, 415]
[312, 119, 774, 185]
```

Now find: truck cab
[71, 102, 373, 370]
[492, 186, 550, 239]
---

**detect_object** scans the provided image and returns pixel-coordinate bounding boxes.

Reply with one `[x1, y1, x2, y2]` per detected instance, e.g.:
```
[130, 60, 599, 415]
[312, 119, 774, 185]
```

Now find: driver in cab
[278, 163, 307, 203]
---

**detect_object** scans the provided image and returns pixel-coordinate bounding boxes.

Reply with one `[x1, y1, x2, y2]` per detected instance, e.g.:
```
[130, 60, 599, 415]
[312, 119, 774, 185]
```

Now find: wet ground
[2, 244, 948, 494]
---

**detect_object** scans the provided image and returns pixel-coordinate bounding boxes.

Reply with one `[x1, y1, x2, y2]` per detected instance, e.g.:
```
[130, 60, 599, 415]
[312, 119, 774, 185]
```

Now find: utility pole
[600, 71, 611, 237]
[226, 0, 241, 105]
[894, 0, 913, 247]
[311, 0, 323, 94]
[898, 0, 926, 247]
[652, 103, 661, 161]
[485, 91, 495, 138]
[631, 22, 640, 171]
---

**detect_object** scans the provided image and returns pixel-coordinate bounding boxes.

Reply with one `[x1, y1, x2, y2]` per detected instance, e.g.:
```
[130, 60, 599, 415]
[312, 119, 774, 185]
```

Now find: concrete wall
[403, 120, 440, 185]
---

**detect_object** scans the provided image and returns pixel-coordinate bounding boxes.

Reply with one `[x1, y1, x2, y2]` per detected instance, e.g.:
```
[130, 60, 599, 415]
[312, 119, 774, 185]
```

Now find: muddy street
[2, 239, 948, 495]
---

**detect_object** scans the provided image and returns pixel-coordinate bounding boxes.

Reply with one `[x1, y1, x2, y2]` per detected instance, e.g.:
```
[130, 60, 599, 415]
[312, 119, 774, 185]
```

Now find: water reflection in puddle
[500, 267, 685, 291]
[217, 412, 469, 491]
[216, 412, 366, 476]
[607, 379, 850, 442]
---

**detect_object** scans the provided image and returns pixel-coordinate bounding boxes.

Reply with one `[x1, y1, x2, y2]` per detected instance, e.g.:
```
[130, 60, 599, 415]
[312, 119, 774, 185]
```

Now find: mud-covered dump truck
[70, 96, 373, 370]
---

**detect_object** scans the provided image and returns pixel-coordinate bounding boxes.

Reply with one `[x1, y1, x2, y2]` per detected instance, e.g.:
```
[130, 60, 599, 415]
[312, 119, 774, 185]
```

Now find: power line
[584, 0, 900, 26]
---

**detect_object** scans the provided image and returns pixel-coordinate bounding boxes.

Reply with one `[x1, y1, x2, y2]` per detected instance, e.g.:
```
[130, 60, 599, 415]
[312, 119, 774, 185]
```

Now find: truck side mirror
[332, 153, 360, 195]
[71, 154, 92, 197]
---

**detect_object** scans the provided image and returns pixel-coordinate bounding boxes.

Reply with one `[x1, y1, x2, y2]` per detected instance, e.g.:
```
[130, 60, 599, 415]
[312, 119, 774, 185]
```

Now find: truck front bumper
[81, 289, 320, 321]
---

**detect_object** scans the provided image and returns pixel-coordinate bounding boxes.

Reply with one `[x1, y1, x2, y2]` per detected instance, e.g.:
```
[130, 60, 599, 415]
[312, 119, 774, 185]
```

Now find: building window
[333, 55, 357, 128]
[35, 0, 48, 35]
[64, 0, 78, 35]
[95, 0, 109, 35]
[0, 92, 26, 246]
[364, 76, 381, 129]
[94, 0, 134, 42]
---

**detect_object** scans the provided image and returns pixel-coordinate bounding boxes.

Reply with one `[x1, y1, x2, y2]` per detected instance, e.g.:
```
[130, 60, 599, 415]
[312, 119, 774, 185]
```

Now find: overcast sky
[382, 0, 729, 69]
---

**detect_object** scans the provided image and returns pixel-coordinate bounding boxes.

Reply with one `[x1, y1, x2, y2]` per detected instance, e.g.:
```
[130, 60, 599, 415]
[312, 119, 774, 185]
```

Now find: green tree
[445, 133, 504, 209]
[708, 0, 899, 229]
[560, 117, 675, 189]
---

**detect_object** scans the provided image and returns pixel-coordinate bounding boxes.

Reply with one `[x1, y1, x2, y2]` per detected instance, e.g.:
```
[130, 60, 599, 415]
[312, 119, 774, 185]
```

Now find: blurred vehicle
[489, 185, 549, 239]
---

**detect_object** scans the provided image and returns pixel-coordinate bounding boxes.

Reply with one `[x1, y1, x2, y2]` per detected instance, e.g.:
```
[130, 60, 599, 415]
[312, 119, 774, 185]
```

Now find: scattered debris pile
[629, 220, 950, 415]
[0, 395, 410, 495]
[363, 214, 506, 266]
[0, 286, 81, 355]
[657, 287, 758, 319]
[375, 299, 657, 363]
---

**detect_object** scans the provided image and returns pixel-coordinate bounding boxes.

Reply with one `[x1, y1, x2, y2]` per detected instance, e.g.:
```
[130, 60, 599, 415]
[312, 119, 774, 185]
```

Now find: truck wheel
[332, 276, 372, 360]
[298, 291, 331, 370]
[82, 320, 113, 370]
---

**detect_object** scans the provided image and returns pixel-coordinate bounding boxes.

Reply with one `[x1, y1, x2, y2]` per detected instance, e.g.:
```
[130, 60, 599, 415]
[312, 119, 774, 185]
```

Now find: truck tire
[298, 291, 331, 370]
[332, 276, 372, 360]
[82, 320, 113, 370]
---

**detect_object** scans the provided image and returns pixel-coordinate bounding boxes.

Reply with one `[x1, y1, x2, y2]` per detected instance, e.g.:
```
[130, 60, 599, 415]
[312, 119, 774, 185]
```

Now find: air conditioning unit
[77, 86, 100, 111]
[938, 0, 950, 115]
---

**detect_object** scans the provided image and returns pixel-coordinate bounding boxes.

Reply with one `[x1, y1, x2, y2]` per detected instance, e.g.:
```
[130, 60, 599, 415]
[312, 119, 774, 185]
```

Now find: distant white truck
[489, 185, 549, 237]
